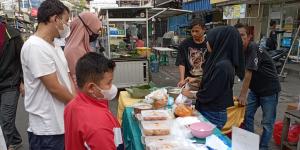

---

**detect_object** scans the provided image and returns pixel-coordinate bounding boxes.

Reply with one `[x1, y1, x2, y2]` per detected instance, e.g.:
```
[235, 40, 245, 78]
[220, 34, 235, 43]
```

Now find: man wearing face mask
[64, 12, 102, 88]
[20, 0, 75, 149]
[64, 53, 124, 150]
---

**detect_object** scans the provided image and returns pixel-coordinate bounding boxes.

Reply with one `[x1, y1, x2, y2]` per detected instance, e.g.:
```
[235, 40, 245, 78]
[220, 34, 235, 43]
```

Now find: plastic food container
[141, 120, 170, 136]
[145, 139, 198, 150]
[189, 122, 215, 138]
[132, 103, 152, 114]
[167, 87, 181, 100]
[144, 136, 173, 145]
[141, 110, 170, 121]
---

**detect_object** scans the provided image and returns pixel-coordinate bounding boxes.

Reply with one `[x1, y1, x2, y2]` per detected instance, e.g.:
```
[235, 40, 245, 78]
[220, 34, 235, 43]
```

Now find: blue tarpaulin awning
[182, 0, 212, 11]
[168, 0, 212, 33]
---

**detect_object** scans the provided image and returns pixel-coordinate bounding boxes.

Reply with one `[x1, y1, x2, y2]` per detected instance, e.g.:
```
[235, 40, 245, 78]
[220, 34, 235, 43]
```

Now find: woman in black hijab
[183, 26, 245, 129]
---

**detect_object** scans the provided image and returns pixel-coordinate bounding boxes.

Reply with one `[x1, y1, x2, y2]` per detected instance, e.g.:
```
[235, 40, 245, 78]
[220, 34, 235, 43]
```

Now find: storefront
[266, 2, 300, 54]
[98, 6, 191, 88]
[214, 0, 300, 51]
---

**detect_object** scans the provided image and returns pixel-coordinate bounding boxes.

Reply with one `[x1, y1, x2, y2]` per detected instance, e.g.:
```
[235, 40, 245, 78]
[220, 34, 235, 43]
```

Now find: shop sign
[284, 16, 294, 33]
[210, 0, 229, 4]
[223, 4, 246, 19]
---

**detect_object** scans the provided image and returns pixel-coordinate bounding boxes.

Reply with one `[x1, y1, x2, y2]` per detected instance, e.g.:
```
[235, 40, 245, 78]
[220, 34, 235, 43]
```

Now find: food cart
[99, 7, 192, 88]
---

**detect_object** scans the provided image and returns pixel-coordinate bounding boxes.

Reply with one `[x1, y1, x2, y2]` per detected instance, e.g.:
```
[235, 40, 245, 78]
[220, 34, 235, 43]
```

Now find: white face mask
[93, 84, 118, 101]
[58, 23, 70, 38]
[57, 19, 70, 38]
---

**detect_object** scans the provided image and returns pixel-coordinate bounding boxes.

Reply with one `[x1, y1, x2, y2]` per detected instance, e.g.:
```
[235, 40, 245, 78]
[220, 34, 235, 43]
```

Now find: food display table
[117, 91, 245, 134]
[122, 107, 232, 150]
[117, 91, 143, 124]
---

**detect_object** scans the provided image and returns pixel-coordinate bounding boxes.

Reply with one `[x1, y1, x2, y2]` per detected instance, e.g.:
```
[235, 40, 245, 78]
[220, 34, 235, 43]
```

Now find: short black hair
[137, 33, 142, 40]
[190, 19, 205, 29]
[234, 23, 250, 35]
[37, 0, 70, 24]
[76, 52, 116, 89]
[270, 20, 276, 27]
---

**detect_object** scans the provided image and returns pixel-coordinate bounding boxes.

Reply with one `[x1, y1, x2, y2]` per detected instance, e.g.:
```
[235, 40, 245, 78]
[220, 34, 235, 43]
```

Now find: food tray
[141, 120, 170, 136]
[145, 139, 198, 150]
[141, 110, 170, 121]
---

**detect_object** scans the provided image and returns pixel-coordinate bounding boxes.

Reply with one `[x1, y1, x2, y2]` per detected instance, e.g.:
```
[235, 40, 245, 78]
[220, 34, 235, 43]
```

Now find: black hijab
[202, 26, 245, 86]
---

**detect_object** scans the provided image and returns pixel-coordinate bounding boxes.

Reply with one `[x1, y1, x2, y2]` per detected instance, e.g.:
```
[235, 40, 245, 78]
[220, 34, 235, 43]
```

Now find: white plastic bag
[175, 94, 188, 104]
[144, 88, 168, 104]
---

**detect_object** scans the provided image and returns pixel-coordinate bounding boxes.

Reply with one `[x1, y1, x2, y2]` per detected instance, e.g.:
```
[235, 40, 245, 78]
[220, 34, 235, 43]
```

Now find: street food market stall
[99, 6, 152, 88]
[99, 7, 192, 88]
[116, 85, 238, 150]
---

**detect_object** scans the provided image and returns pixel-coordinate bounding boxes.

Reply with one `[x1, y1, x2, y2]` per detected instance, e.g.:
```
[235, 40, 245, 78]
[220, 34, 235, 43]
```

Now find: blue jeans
[200, 110, 227, 130]
[244, 91, 278, 150]
[0, 90, 22, 147]
[28, 132, 64, 150]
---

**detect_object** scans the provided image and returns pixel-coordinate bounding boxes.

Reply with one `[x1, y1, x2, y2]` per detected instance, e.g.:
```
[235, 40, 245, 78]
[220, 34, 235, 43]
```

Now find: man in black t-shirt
[267, 21, 285, 50]
[176, 19, 208, 87]
[235, 23, 281, 150]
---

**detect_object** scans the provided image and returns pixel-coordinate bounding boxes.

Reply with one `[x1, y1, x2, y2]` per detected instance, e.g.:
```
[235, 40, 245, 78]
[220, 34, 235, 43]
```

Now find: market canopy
[148, 7, 192, 20]
[99, 6, 192, 21]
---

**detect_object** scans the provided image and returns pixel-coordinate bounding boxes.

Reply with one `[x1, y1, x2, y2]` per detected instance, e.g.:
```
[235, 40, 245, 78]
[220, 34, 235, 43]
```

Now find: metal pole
[106, 10, 111, 58]
[280, 25, 300, 76]
[146, 8, 149, 47]
[297, 39, 300, 62]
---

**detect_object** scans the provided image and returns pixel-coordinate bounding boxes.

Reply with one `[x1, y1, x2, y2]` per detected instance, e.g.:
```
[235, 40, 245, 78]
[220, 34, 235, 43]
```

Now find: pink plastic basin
[189, 122, 215, 138]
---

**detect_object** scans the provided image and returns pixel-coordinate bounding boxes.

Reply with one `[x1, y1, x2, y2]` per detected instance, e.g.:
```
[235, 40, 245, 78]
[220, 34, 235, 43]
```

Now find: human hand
[177, 80, 186, 87]
[19, 82, 25, 97]
[185, 77, 198, 84]
[238, 95, 247, 106]
[181, 89, 195, 99]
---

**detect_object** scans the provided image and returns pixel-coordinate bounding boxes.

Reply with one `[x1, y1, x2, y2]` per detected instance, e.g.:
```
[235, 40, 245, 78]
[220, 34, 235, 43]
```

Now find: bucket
[151, 61, 159, 73]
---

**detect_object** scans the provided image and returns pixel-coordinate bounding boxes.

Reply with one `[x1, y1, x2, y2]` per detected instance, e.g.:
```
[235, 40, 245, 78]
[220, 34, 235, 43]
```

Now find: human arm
[178, 65, 186, 87]
[176, 41, 187, 87]
[27, 44, 73, 103]
[69, 73, 76, 96]
[239, 43, 258, 105]
[15, 33, 24, 95]
[238, 70, 252, 105]
[40, 73, 74, 104]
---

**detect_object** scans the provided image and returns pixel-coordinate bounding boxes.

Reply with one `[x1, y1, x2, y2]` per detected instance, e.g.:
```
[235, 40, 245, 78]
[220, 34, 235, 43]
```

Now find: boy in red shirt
[64, 52, 124, 150]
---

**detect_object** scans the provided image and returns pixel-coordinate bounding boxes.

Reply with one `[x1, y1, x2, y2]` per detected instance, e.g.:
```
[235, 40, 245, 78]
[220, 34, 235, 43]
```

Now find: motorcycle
[260, 37, 289, 74]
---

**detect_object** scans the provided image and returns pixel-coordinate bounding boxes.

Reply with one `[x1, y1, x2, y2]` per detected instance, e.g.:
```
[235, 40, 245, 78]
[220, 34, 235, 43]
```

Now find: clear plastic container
[141, 120, 171, 136]
[145, 139, 199, 150]
[141, 110, 170, 121]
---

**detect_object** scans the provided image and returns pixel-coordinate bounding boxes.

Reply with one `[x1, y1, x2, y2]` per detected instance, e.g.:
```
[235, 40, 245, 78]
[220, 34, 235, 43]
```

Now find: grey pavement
[15, 55, 300, 150]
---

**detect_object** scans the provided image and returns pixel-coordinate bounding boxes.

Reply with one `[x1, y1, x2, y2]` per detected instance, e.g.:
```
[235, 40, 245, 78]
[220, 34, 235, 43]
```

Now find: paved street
[15, 56, 299, 150]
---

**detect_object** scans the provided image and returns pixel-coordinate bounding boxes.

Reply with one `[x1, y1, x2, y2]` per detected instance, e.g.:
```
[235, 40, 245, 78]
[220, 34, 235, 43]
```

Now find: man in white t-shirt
[20, 0, 75, 149]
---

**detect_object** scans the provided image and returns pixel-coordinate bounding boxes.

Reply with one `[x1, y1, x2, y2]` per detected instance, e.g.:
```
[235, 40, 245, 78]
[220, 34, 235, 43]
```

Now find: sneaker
[8, 143, 22, 150]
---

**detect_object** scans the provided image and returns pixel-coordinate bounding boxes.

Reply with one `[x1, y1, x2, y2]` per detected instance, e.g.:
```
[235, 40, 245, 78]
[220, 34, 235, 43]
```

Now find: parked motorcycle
[260, 37, 289, 74]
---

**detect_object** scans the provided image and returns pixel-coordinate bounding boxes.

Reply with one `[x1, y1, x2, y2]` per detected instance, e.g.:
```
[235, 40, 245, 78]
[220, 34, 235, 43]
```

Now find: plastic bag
[273, 121, 300, 145]
[144, 88, 168, 104]
[175, 94, 188, 104]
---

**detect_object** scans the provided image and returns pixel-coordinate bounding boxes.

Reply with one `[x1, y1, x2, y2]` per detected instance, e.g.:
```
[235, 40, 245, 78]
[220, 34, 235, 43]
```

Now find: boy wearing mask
[64, 53, 124, 150]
